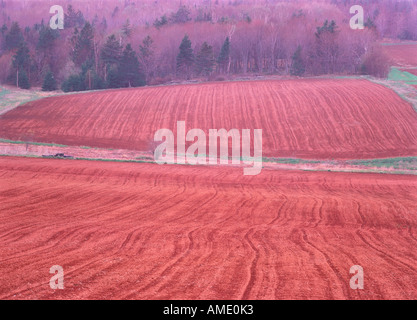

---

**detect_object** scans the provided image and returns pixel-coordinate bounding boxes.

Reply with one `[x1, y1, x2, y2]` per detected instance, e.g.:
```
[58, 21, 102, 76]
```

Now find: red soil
[1, 79, 416, 160]
[405, 69, 417, 76]
[381, 43, 417, 67]
[1, 156, 416, 300]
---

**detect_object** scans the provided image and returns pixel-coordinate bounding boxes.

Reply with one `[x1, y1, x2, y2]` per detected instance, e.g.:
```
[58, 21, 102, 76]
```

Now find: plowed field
[405, 69, 417, 76]
[1, 79, 416, 160]
[1, 157, 416, 300]
[381, 43, 417, 67]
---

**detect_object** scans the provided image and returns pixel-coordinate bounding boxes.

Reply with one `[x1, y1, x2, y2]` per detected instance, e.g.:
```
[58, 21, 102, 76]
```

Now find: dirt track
[1, 156, 416, 300]
[1, 79, 416, 160]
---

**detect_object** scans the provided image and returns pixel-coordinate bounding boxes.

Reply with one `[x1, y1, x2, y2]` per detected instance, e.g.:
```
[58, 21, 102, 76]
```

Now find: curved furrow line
[0, 255, 108, 299]
[312, 197, 324, 228]
[267, 195, 289, 226]
[1, 79, 417, 158]
[285, 227, 336, 299]
[1, 157, 416, 299]
[355, 230, 417, 273]
[0, 224, 98, 263]
[124, 227, 201, 298]
[241, 228, 260, 300]
[300, 230, 351, 299]
[408, 226, 417, 244]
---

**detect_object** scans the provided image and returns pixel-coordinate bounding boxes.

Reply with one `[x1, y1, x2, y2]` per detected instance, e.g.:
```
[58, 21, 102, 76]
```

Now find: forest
[0, 0, 416, 91]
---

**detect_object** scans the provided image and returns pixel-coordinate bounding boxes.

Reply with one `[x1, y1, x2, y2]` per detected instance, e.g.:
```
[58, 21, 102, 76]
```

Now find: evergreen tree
[70, 22, 95, 68]
[101, 34, 122, 83]
[1, 24, 7, 36]
[37, 25, 60, 74]
[11, 42, 31, 87]
[69, 27, 79, 56]
[101, 34, 122, 67]
[315, 20, 337, 37]
[364, 17, 376, 30]
[80, 60, 96, 90]
[18, 70, 30, 89]
[122, 19, 132, 37]
[12, 42, 31, 71]
[5, 21, 24, 51]
[42, 71, 57, 91]
[119, 44, 145, 88]
[153, 15, 168, 29]
[37, 25, 59, 52]
[100, 18, 108, 31]
[170, 6, 192, 24]
[91, 71, 105, 90]
[65, 5, 85, 28]
[217, 37, 230, 73]
[138, 35, 155, 82]
[290, 46, 305, 76]
[106, 65, 120, 89]
[176, 35, 194, 79]
[195, 9, 212, 22]
[61, 74, 85, 92]
[195, 42, 215, 76]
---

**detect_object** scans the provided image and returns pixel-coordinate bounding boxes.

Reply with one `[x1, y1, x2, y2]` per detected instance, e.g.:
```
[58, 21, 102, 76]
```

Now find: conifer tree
[11, 42, 31, 88]
[176, 35, 194, 79]
[65, 5, 85, 28]
[101, 34, 122, 80]
[138, 35, 155, 82]
[217, 37, 230, 73]
[37, 25, 59, 52]
[5, 21, 24, 51]
[290, 46, 305, 76]
[195, 42, 215, 76]
[70, 22, 95, 68]
[106, 65, 120, 89]
[42, 71, 57, 91]
[17, 70, 30, 89]
[122, 19, 132, 37]
[119, 44, 145, 88]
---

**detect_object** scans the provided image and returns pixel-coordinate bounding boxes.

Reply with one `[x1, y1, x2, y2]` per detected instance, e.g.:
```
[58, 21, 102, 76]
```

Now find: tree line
[0, 19, 147, 91]
[0, 1, 414, 91]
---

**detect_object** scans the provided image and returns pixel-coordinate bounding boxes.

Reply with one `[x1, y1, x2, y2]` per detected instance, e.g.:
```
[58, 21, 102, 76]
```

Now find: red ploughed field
[1, 157, 416, 300]
[405, 69, 417, 76]
[0, 79, 416, 159]
[381, 43, 417, 67]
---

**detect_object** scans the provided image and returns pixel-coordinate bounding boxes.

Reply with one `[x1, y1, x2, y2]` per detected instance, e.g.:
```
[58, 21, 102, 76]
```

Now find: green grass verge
[0, 153, 415, 175]
[263, 157, 322, 165]
[0, 138, 68, 148]
[0, 86, 11, 97]
[347, 157, 417, 170]
[388, 68, 417, 84]
[0, 154, 40, 159]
